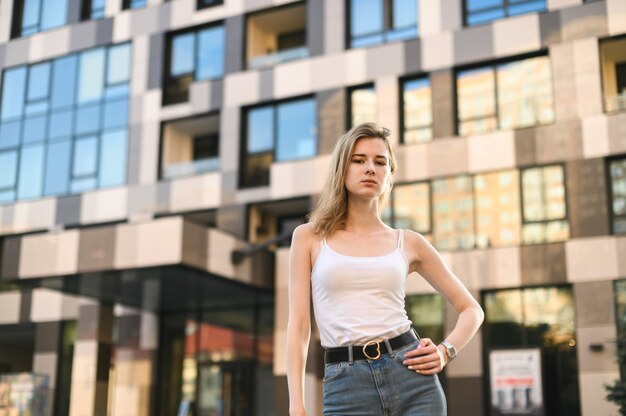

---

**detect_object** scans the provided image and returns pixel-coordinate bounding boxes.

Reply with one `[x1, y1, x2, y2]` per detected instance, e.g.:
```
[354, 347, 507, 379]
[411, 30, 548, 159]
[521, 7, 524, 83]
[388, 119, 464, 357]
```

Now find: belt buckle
[362, 340, 381, 360]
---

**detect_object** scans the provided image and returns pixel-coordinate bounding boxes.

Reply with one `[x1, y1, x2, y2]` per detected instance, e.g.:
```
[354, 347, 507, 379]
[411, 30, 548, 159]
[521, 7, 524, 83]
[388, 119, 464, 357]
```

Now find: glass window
[0, 43, 131, 204]
[197, 0, 223, 10]
[610, 158, 626, 234]
[350, 85, 377, 128]
[0, 151, 18, 189]
[82, 0, 106, 20]
[465, 0, 546, 26]
[474, 170, 521, 248]
[432, 176, 475, 250]
[521, 165, 569, 244]
[405, 294, 444, 342]
[241, 97, 317, 188]
[164, 25, 225, 105]
[122, 0, 147, 10]
[457, 55, 554, 136]
[392, 182, 431, 237]
[15, 0, 69, 37]
[615, 280, 626, 379]
[402, 77, 432, 144]
[349, 0, 418, 48]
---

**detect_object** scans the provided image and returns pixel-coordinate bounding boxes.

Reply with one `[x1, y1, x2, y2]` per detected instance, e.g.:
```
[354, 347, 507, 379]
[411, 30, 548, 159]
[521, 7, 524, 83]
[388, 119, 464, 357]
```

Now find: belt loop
[383, 339, 395, 357]
[348, 345, 354, 365]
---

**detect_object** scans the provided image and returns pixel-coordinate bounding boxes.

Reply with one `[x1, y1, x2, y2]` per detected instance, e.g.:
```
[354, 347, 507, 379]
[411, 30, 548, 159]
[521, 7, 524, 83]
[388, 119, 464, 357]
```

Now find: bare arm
[403, 231, 484, 373]
[286, 224, 314, 415]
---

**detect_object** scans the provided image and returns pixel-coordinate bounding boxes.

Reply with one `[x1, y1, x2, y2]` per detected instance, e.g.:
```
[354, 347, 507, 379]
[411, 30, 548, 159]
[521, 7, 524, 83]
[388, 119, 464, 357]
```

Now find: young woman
[287, 122, 484, 415]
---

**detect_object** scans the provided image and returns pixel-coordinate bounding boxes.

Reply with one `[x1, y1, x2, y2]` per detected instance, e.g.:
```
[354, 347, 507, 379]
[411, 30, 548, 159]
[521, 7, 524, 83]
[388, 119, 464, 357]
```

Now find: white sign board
[489, 349, 543, 416]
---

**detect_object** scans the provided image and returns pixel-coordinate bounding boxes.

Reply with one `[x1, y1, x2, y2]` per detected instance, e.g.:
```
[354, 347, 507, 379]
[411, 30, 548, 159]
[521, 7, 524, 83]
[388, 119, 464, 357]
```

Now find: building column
[33, 321, 62, 416]
[69, 303, 113, 416]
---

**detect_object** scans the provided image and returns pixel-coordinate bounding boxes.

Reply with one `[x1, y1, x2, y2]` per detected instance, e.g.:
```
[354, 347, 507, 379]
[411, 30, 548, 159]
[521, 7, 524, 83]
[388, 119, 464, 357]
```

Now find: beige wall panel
[0, 0, 13, 42]
[607, 0, 626, 36]
[105, 0, 122, 17]
[377, 76, 400, 139]
[81, 188, 128, 225]
[19, 230, 79, 278]
[169, 172, 221, 212]
[189, 81, 213, 114]
[618, 237, 626, 276]
[0, 293, 20, 324]
[578, 372, 621, 416]
[224, 71, 260, 107]
[551, 42, 578, 121]
[448, 250, 488, 290]
[31, 27, 71, 62]
[131, 35, 149, 95]
[421, 31, 453, 71]
[419, 0, 442, 36]
[111, 385, 142, 416]
[486, 246, 522, 289]
[71, 341, 99, 383]
[207, 229, 237, 278]
[138, 121, 161, 185]
[115, 218, 183, 268]
[12, 198, 56, 234]
[493, 14, 541, 58]
[566, 237, 620, 282]
[274, 59, 313, 99]
[311, 54, 346, 91]
[426, 137, 468, 177]
[582, 114, 610, 158]
[112, 12, 132, 43]
[547, 0, 582, 10]
[573, 38, 604, 117]
[270, 156, 329, 199]
[31, 289, 80, 322]
[368, 43, 405, 80]
[576, 325, 619, 373]
[69, 381, 97, 416]
[467, 130, 516, 173]
[446, 330, 482, 377]
[399, 144, 429, 182]
[234, 186, 271, 204]
[276, 248, 289, 289]
[33, 352, 58, 388]
[324, 0, 344, 54]
[344, 48, 369, 86]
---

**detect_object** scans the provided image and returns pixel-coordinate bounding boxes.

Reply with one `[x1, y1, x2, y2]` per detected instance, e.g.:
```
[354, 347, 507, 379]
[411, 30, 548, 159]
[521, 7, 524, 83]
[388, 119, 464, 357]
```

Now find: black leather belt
[324, 330, 418, 364]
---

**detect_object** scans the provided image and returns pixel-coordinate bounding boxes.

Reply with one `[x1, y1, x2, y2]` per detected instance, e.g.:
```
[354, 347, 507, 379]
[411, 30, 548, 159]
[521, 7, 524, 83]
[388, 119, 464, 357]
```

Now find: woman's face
[344, 137, 391, 200]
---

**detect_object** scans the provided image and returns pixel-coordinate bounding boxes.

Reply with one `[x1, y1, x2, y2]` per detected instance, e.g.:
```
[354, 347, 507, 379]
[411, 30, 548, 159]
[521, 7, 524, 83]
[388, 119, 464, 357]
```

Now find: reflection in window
[241, 97, 317, 188]
[405, 294, 444, 342]
[0, 43, 131, 204]
[14, 0, 69, 37]
[246, 3, 308, 70]
[349, 85, 377, 128]
[457, 55, 554, 136]
[122, 0, 147, 10]
[402, 77, 432, 144]
[432, 176, 475, 250]
[615, 280, 626, 379]
[474, 170, 521, 248]
[349, 0, 418, 48]
[197, 0, 222, 9]
[609, 158, 626, 234]
[465, 0, 546, 26]
[164, 25, 225, 104]
[521, 165, 569, 244]
[161, 114, 220, 179]
[392, 182, 431, 237]
[599, 37, 626, 113]
[81, 0, 105, 19]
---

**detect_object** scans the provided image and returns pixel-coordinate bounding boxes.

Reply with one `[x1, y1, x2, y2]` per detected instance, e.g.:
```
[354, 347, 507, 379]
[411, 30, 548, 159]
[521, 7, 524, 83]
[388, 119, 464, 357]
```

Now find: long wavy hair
[308, 122, 398, 238]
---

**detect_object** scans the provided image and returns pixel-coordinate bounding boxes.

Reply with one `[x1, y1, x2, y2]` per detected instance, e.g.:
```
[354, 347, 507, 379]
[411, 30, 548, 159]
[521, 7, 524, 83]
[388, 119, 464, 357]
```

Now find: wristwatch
[440, 340, 457, 362]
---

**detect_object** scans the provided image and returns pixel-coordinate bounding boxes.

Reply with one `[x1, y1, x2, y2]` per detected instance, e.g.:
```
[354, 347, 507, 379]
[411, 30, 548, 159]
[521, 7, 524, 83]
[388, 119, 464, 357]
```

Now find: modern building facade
[0, 0, 625, 415]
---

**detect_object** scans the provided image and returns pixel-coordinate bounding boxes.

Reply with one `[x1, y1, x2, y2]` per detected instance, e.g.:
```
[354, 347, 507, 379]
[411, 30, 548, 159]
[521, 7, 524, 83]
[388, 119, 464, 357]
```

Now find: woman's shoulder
[292, 223, 319, 244]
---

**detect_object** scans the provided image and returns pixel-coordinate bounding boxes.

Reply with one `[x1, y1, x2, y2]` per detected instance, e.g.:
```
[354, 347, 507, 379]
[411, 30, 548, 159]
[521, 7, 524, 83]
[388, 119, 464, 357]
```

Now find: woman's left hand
[402, 338, 448, 375]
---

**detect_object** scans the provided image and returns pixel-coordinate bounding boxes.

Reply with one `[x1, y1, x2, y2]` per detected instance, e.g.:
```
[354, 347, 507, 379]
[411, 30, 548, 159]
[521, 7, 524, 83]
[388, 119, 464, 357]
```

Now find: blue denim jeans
[322, 340, 447, 415]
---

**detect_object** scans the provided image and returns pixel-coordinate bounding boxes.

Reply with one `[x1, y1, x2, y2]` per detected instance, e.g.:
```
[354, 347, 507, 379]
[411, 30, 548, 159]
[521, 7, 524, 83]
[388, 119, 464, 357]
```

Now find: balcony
[600, 36, 626, 114]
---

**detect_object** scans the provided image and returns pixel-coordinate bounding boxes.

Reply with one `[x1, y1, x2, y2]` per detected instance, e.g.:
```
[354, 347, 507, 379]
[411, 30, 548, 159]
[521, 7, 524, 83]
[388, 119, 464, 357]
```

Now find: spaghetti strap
[320, 238, 327, 250]
[397, 229, 404, 249]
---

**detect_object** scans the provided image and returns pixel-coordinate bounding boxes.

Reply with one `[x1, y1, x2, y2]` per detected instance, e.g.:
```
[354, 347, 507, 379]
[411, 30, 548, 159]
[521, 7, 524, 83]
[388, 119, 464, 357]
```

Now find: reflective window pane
[1, 67, 27, 121]
[405, 294, 444, 342]
[99, 130, 127, 187]
[103, 99, 129, 130]
[523, 287, 575, 346]
[474, 170, 521, 248]
[17, 145, 45, 199]
[610, 159, 626, 234]
[27, 62, 51, 102]
[107, 44, 132, 85]
[22, 115, 47, 144]
[403, 78, 432, 144]
[351, 86, 377, 127]
[393, 0, 418, 30]
[196, 27, 225, 80]
[484, 289, 524, 347]
[497, 56, 554, 130]
[75, 105, 101, 135]
[393, 182, 430, 234]
[73, 136, 98, 177]
[0, 121, 22, 149]
[466, 0, 545, 26]
[0, 151, 18, 189]
[41, 0, 69, 31]
[432, 176, 475, 250]
[171, 33, 196, 77]
[78, 49, 105, 103]
[71, 177, 97, 193]
[90, 0, 106, 19]
[44, 140, 71, 195]
[21, 0, 41, 35]
[49, 110, 74, 140]
[351, 0, 384, 39]
[247, 107, 274, 154]
[51, 56, 78, 110]
[457, 67, 496, 136]
[276, 99, 317, 161]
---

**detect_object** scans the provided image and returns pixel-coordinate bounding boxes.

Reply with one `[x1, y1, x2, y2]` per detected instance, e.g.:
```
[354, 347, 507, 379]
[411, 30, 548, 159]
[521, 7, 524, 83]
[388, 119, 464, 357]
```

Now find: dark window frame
[346, 83, 376, 130]
[399, 73, 433, 145]
[462, 0, 547, 27]
[606, 154, 626, 235]
[239, 95, 318, 189]
[346, 0, 419, 49]
[196, 0, 223, 11]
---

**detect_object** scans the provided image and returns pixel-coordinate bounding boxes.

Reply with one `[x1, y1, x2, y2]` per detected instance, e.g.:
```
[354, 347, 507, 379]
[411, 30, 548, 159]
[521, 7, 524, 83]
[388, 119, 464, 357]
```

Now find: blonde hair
[308, 122, 397, 238]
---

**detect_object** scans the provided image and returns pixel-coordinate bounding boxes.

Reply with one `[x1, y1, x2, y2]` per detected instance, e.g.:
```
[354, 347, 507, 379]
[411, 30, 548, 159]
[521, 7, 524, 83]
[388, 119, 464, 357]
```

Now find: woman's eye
[376, 161, 387, 166]
[352, 159, 364, 164]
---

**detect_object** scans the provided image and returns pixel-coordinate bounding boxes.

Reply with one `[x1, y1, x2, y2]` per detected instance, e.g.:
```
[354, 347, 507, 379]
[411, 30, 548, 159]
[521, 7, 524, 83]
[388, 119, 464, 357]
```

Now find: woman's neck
[344, 198, 386, 233]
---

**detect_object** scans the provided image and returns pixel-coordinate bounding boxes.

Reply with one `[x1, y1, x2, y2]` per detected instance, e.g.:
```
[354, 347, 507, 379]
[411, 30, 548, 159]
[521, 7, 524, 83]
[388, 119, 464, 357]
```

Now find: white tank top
[311, 229, 412, 348]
